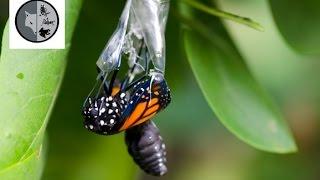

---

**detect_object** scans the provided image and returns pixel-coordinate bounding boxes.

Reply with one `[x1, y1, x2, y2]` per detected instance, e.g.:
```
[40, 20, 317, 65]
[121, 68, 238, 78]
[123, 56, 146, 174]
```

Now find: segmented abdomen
[125, 121, 167, 176]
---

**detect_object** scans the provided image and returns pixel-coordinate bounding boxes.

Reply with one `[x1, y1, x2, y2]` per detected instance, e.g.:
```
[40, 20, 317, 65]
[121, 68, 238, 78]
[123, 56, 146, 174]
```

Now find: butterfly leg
[121, 45, 149, 91]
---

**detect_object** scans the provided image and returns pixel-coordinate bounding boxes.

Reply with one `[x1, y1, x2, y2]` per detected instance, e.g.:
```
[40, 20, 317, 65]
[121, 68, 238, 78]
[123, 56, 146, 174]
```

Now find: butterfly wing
[118, 76, 171, 131]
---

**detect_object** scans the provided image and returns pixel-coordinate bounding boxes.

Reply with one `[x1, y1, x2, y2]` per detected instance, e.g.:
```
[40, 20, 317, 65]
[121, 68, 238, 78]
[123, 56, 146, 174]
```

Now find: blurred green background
[1, 0, 320, 179]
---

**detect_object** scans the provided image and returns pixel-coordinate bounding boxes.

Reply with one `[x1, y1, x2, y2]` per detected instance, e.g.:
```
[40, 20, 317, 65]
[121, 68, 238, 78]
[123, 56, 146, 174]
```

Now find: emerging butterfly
[82, 69, 170, 176]
[82, 70, 171, 135]
[82, 0, 171, 176]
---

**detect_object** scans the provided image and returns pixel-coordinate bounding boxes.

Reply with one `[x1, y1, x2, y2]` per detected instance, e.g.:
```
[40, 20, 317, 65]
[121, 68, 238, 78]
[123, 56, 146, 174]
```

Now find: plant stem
[181, 0, 264, 31]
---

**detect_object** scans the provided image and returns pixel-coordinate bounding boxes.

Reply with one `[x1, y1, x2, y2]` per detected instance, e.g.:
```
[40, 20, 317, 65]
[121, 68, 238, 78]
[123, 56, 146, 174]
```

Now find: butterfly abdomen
[125, 121, 167, 176]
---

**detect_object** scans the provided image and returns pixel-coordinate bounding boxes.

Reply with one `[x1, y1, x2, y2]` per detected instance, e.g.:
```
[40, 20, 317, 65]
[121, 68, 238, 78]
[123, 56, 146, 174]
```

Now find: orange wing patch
[120, 102, 147, 131]
[133, 104, 160, 126]
[148, 98, 159, 107]
[145, 105, 159, 117]
[130, 101, 161, 128]
[111, 87, 120, 96]
[120, 98, 162, 131]
[133, 112, 157, 127]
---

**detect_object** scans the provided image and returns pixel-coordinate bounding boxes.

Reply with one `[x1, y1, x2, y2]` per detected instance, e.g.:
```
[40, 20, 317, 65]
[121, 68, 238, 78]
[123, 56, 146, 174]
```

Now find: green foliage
[181, 1, 297, 153]
[269, 0, 320, 55]
[44, 135, 136, 180]
[1, 0, 314, 179]
[182, 0, 263, 31]
[0, 146, 45, 180]
[0, 0, 82, 179]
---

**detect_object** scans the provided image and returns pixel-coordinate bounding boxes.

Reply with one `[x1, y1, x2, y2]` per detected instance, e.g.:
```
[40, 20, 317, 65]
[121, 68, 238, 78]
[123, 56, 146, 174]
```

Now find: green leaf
[181, 0, 264, 31]
[0, 0, 83, 178]
[0, 146, 45, 179]
[183, 17, 297, 153]
[0, 138, 47, 179]
[269, 0, 320, 55]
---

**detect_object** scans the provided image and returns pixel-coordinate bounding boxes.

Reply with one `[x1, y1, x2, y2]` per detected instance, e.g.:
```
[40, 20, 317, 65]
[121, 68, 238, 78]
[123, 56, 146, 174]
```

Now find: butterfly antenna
[121, 43, 146, 91]
[96, 71, 109, 99]
[83, 80, 99, 107]
[96, 67, 110, 92]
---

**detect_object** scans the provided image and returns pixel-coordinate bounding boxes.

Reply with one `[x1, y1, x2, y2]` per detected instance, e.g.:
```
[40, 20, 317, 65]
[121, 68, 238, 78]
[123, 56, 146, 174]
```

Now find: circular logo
[15, 0, 59, 43]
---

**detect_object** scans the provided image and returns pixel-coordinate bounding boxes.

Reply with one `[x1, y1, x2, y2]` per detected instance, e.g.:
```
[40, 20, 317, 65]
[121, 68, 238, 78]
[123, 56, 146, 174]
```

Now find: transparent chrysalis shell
[96, 0, 170, 77]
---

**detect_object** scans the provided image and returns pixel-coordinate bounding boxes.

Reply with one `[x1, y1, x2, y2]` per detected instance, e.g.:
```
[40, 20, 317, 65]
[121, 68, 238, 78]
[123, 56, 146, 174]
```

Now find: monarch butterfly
[82, 0, 171, 176]
[125, 121, 167, 176]
[82, 70, 170, 176]
[82, 70, 171, 135]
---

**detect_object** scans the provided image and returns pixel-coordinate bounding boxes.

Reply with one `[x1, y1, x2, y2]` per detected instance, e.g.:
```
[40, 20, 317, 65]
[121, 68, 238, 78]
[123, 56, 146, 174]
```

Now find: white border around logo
[9, 0, 65, 49]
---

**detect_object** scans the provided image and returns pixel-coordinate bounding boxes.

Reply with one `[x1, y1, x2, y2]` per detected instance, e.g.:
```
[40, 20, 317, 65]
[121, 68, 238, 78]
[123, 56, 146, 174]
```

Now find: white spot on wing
[161, 144, 165, 149]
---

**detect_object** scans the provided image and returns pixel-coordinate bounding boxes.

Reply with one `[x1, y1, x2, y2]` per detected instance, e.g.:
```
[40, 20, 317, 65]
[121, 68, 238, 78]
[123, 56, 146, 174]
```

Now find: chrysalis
[125, 121, 168, 176]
